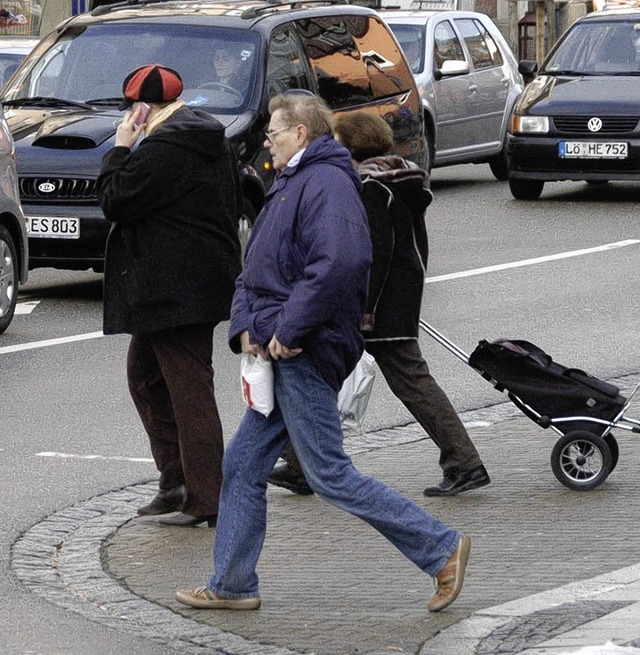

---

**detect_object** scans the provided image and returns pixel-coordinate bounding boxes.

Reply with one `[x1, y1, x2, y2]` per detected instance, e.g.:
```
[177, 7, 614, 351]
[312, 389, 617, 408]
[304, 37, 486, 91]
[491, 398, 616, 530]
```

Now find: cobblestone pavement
[11, 374, 640, 655]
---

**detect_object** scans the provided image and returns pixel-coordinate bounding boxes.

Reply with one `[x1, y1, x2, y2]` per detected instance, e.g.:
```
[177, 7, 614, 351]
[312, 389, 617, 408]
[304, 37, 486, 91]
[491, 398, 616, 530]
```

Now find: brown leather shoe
[175, 586, 260, 610]
[428, 535, 471, 613]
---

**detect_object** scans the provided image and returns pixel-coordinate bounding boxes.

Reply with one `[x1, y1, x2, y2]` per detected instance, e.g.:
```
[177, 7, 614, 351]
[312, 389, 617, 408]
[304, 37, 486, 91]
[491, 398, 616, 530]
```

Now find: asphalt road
[1, 163, 639, 654]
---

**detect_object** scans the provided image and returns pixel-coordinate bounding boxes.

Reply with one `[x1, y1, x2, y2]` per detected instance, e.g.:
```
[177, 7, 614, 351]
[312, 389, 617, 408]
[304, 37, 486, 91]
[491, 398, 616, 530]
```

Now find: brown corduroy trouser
[127, 323, 223, 517]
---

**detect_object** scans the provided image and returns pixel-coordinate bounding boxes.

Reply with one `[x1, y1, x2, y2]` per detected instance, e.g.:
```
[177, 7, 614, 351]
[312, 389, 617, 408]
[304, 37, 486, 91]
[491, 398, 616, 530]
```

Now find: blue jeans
[208, 354, 461, 599]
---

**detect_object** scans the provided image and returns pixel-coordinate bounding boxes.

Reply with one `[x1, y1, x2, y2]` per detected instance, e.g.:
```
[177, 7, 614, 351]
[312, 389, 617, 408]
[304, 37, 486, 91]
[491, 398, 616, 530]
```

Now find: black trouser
[282, 339, 483, 479]
[127, 323, 223, 516]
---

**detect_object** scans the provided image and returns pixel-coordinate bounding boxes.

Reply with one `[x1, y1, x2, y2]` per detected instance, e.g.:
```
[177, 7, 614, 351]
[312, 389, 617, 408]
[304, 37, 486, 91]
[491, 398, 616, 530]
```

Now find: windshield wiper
[542, 69, 597, 76]
[86, 97, 123, 106]
[2, 96, 96, 110]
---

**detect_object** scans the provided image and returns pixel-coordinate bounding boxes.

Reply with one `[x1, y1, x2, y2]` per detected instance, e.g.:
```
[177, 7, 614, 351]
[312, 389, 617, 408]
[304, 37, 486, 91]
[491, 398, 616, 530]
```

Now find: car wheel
[488, 153, 509, 181]
[509, 178, 544, 200]
[0, 225, 18, 334]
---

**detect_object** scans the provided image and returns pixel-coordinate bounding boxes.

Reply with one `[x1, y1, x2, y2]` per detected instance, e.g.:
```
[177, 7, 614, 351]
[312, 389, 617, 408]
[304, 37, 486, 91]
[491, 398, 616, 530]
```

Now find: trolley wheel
[550, 430, 613, 491]
[604, 434, 619, 473]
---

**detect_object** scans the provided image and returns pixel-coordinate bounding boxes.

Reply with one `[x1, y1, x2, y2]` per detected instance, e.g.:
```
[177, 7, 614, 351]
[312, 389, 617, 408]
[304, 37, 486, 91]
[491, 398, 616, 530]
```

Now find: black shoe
[423, 465, 491, 497]
[157, 512, 217, 527]
[267, 464, 314, 495]
[137, 485, 186, 516]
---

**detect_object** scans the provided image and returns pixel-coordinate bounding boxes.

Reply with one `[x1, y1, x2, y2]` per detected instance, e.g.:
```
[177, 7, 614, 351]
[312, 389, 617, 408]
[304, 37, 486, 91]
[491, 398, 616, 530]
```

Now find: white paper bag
[338, 351, 376, 434]
[240, 353, 274, 417]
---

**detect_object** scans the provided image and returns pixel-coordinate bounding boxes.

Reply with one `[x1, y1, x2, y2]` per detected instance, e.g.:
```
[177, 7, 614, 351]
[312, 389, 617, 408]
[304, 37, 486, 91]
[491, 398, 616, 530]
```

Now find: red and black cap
[119, 64, 183, 110]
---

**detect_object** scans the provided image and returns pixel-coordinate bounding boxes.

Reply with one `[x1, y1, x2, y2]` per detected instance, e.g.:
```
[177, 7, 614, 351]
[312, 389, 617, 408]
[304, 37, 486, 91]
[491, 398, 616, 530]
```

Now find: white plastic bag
[338, 351, 376, 434]
[240, 353, 274, 417]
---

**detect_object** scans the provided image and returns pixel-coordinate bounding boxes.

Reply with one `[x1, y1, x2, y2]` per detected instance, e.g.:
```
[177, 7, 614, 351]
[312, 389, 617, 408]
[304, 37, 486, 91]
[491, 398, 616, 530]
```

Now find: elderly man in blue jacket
[176, 92, 470, 614]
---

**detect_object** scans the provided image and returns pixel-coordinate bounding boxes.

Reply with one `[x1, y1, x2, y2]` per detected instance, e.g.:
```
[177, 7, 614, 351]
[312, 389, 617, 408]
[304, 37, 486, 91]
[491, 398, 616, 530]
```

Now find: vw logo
[37, 182, 56, 193]
[587, 117, 603, 132]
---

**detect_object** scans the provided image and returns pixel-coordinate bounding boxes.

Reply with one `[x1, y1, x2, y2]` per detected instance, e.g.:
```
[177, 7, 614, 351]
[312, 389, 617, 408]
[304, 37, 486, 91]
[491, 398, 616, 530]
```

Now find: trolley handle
[418, 319, 470, 364]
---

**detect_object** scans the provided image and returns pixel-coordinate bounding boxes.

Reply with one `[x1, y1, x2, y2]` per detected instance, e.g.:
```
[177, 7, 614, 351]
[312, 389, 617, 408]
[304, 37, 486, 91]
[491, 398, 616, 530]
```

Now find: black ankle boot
[137, 485, 186, 516]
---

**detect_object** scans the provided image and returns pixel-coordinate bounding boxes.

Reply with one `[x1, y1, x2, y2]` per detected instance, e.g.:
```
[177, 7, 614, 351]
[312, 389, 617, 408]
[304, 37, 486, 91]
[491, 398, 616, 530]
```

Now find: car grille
[553, 116, 640, 133]
[19, 177, 97, 202]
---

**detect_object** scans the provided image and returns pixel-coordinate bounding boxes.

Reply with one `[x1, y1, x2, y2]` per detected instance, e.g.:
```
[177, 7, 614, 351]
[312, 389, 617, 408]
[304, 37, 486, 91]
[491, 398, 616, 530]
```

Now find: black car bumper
[507, 134, 640, 182]
[24, 205, 109, 272]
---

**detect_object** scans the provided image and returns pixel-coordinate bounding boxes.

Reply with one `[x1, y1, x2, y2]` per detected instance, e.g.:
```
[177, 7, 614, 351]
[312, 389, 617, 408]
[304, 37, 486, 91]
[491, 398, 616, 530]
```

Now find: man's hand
[240, 330, 268, 358]
[268, 335, 302, 360]
[115, 106, 145, 148]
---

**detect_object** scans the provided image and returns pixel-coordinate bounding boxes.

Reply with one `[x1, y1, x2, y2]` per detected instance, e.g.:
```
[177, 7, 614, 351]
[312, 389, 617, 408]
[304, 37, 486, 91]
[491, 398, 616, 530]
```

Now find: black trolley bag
[467, 338, 627, 436]
[419, 320, 640, 490]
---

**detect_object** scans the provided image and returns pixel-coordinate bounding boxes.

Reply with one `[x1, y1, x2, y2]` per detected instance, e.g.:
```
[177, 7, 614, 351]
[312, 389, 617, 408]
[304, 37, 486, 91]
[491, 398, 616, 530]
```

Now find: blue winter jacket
[229, 135, 372, 392]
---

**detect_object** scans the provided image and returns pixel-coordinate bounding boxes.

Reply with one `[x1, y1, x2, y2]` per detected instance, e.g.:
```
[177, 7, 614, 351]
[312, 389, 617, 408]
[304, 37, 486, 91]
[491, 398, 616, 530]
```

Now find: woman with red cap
[97, 64, 242, 527]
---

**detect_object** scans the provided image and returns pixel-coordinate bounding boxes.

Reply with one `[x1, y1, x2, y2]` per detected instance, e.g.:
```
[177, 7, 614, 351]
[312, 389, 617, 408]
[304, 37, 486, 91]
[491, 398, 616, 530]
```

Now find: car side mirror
[435, 59, 470, 79]
[518, 59, 538, 85]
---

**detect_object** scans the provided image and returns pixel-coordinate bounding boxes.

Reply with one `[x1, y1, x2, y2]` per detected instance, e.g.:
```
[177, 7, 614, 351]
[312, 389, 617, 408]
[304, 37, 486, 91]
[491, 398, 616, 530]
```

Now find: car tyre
[488, 153, 508, 181]
[509, 178, 544, 200]
[0, 224, 19, 334]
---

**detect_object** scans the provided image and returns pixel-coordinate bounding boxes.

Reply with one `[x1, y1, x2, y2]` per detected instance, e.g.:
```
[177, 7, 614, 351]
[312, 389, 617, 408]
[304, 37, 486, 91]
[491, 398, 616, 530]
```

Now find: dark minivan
[0, 0, 425, 271]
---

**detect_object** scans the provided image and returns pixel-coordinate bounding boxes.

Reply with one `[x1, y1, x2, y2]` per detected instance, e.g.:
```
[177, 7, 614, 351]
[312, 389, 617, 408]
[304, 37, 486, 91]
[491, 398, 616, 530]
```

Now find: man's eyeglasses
[264, 125, 292, 142]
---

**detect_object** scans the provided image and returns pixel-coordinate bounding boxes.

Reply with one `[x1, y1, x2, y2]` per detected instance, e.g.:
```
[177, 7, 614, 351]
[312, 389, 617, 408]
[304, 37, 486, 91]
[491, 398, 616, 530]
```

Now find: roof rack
[89, 0, 372, 17]
[90, 0, 214, 16]
[240, 0, 370, 19]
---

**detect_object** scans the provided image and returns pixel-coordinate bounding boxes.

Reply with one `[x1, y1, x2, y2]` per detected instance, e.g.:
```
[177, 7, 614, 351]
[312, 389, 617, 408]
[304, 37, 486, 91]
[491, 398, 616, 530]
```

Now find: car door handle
[468, 84, 478, 93]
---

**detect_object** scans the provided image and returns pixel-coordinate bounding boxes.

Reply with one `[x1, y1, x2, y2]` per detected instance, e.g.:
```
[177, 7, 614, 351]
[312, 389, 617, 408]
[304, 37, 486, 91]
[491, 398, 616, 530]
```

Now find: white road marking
[15, 300, 40, 314]
[425, 239, 640, 284]
[0, 330, 104, 355]
[36, 451, 154, 463]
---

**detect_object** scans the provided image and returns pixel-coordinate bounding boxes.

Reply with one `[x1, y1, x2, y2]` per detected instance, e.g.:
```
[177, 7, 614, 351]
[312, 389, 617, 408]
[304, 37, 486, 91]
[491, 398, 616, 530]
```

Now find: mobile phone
[134, 102, 151, 126]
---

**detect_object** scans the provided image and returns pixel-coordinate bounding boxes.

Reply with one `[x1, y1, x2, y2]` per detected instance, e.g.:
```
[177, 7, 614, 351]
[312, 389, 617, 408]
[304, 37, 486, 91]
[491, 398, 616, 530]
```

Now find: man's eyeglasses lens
[264, 126, 291, 142]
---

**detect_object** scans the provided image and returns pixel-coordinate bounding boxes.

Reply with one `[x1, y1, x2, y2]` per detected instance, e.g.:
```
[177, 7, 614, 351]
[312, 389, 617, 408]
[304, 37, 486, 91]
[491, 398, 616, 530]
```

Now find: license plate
[27, 216, 80, 239]
[559, 141, 628, 159]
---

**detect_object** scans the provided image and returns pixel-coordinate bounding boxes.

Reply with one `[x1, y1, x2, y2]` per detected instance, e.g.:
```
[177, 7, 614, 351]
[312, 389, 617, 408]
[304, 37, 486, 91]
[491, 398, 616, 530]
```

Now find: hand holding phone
[134, 102, 151, 126]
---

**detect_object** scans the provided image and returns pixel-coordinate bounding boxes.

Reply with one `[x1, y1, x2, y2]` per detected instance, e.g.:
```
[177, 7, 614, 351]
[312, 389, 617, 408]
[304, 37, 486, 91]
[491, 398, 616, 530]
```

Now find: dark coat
[97, 107, 242, 335]
[358, 156, 432, 341]
[229, 135, 371, 392]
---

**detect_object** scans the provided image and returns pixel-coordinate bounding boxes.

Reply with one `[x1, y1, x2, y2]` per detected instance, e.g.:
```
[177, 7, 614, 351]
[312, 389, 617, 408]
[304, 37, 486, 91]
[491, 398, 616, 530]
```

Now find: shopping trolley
[420, 320, 640, 490]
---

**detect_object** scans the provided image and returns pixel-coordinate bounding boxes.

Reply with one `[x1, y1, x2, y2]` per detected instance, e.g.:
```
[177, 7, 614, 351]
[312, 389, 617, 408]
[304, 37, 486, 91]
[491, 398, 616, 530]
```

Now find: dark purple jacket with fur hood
[357, 155, 432, 340]
[229, 135, 371, 392]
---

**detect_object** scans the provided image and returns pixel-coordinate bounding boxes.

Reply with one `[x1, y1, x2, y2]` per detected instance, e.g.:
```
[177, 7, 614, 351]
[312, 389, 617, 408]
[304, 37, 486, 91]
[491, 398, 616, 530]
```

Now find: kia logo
[37, 182, 56, 193]
[587, 117, 603, 132]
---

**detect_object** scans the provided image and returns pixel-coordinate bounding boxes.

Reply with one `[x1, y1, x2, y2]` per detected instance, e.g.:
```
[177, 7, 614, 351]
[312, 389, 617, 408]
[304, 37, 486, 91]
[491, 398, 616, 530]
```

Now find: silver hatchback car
[383, 10, 524, 179]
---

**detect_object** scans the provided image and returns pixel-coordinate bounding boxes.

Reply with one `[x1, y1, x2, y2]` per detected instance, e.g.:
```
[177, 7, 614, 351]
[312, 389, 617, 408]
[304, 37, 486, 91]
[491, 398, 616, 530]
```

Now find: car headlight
[511, 114, 549, 134]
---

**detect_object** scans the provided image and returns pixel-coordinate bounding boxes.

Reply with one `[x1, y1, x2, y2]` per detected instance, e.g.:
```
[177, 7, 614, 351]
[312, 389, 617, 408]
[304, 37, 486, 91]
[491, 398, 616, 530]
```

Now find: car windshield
[388, 24, 424, 74]
[1, 23, 259, 112]
[543, 19, 640, 76]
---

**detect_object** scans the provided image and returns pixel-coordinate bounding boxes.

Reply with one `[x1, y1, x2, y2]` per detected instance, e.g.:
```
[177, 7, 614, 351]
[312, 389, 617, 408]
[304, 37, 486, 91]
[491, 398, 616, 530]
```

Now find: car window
[297, 15, 413, 110]
[265, 25, 312, 99]
[474, 19, 503, 66]
[3, 23, 260, 113]
[544, 19, 640, 74]
[356, 16, 416, 99]
[297, 15, 374, 109]
[388, 24, 425, 74]
[433, 20, 465, 69]
[454, 18, 496, 69]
